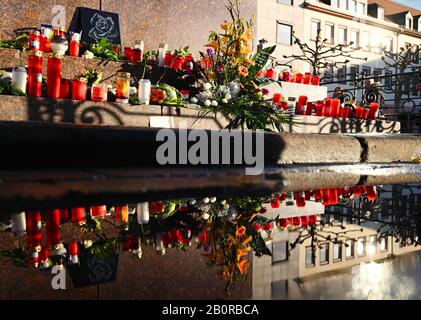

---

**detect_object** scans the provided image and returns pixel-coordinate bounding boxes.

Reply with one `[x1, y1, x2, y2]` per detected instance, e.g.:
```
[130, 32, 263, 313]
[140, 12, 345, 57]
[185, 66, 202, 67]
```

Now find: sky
[394, 0, 421, 10]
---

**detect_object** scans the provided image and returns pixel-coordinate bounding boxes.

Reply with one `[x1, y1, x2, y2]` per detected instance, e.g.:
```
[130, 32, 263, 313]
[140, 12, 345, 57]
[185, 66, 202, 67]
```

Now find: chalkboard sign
[66, 248, 118, 288]
[74, 7, 121, 45]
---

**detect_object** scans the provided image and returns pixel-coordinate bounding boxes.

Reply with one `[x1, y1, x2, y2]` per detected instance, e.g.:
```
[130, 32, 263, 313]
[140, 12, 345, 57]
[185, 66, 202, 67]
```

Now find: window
[384, 70, 393, 89]
[325, 23, 334, 44]
[324, 62, 334, 79]
[351, 29, 360, 48]
[345, 240, 354, 259]
[339, 0, 347, 10]
[372, 33, 382, 54]
[380, 237, 388, 251]
[277, 0, 293, 5]
[368, 235, 377, 255]
[277, 22, 293, 45]
[311, 20, 321, 40]
[373, 68, 382, 82]
[305, 246, 315, 267]
[378, 7, 384, 20]
[407, 17, 413, 29]
[333, 243, 342, 262]
[349, 0, 357, 13]
[339, 26, 347, 45]
[384, 37, 393, 53]
[337, 65, 346, 81]
[357, 2, 365, 16]
[272, 241, 288, 263]
[362, 31, 370, 52]
[357, 237, 366, 256]
[349, 65, 359, 83]
[320, 243, 329, 265]
[362, 66, 371, 76]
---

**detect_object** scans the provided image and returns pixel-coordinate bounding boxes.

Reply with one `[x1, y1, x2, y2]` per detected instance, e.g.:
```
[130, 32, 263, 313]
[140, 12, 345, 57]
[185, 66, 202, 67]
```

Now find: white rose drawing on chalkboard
[88, 13, 118, 41]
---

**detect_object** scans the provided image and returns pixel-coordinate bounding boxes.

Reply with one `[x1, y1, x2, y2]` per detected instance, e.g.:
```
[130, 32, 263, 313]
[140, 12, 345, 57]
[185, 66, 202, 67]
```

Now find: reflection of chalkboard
[66, 249, 118, 288]
[74, 7, 121, 45]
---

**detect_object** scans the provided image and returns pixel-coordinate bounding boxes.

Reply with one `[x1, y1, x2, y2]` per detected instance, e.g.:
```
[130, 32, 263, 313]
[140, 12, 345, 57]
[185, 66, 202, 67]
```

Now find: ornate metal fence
[321, 70, 421, 133]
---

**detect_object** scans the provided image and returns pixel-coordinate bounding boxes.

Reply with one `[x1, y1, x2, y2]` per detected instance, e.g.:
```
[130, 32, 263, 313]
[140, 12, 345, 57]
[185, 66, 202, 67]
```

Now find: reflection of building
[252, 186, 421, 300]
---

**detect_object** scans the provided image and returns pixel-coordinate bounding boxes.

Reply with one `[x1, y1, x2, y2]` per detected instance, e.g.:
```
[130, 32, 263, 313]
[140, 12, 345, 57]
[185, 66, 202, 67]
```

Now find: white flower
[221, 98, 228, 104]
[203, 213, 210, 220]
[209, 197, 217, 203]
[220, 200, 227, 205]
[204, 100, 211, 106]
[202, 197, 210, 204]
[203, 82, 212, 90]
[190, 97, 198, 104]
[130, 87, 137, 95]
[223, 203, 230, 210]
[225, 93, 232, 100]
[211, 100, 218, 107]
[188, 199, 197, 206]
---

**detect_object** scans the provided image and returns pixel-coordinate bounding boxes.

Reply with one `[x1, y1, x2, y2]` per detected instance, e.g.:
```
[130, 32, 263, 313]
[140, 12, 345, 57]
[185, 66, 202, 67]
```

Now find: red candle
[280, 193, 287, 201]
[312, 75, 320, 86]
[293, 216, 301, 226]
[272, 93, 282, 107]
[301, 216, 309, 227]
[184, 55, 194, 71]
[132, 48, 143, 63]
[41, 36, 51, 53]
[355, 106, 364, 119]
[124, 47, 133, 61]
[164, 51, 174, 67]
[366, 186, 377, 201]
[339, 107, 345, 117]
[26, 211, 41, 233]
[295, 194, 306, 208]
[305, 191, 312, 200]
[60, 79, 71, 99]
[282, 70, 291, 82]
[367, 103, 379, 120]
[316, 101, 324, 116]
[303, 72, 312, 85]
[328, 188, 339, 205]
[329, 98, 341, 117]
[305, 102, 314, 116]
[295, 73, 303, 83]
[71, 79, 87, 101]
[115, 205, 129, 223]
[314, 190, 323, 202]
[256, 69, 265, 78]
[353, 186, 362, 198]
[322, 189, 330, 205]
[39, 247, 49, 261]
[47, 54, 61, 99]
[71, 207, 86, 224]
[296, 96, 308, 115]
[59, 209, 68, 223]
[90, 205, 107, 219]
[362, 109, 369, 119]
[27, 231, 42, 248]
[323, 98, 332, 117]
[27, 50, 43, 97]
[46, 209, 60, 245]
[28, 31, 41, 51]
[172, 55, 185, 70]
[68, 242, 79, 256]
[271, 196, 280, 208]
[69, 40, 80, 57]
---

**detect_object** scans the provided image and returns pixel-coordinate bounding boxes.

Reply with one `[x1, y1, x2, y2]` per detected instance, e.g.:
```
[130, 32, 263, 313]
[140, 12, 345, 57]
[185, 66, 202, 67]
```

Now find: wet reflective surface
[1, 182, 421, 300]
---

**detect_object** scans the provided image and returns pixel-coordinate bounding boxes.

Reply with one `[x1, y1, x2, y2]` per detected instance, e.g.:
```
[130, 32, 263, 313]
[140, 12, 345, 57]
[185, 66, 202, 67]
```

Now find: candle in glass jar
[312, 75, 321, 86]
[184, 54, 194, 71]
[90, 205, 107, 219]
[138, 79, 151, 105]
[46, 209, 61, 245]
[47, 53, 61, 99]
[266, 68, 279, 80]
[71, 208, 86, 224]
[164, 51, 174, 67]
[355, 106, 364, 119]
[316, 101, 324, 116]
[367, 102, 379, 120]
[28, 31, 41, 51]
[282, 70, 291, 82]
[366, 186, 377, 201]
[59, 79, 71, 99]
[12, 66, 27, 94]
[158, 43, 168, 67]
[71, 78, 87, 101]
[116, 72, 131, 103]
[305, 101, 314, 115]
[323, 98, 332, 117]
[303, 72, 312, 85]
[295, 73, 304, 83]
[362, 108, 369, 119]
[296, 96, 308, 115]
[329, 98, 341, 117]
[256, 69, 265, 78]
[133, 40, 144, 63]
[91, 83, 108, 102]
[272, 93, 282, 107]
[172, 55, 185, 70]
[124, 47, 133, 61]
[69, 31, 81, 57]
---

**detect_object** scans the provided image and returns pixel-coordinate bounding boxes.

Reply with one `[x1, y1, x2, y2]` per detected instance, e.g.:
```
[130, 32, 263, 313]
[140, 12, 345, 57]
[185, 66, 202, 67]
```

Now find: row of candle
[272, 94, 380, 120]
[254, 215, 319, 232]
[270, 186, 377, 209]
[29, 26, 81, 57]
[257, 69, 321, 86]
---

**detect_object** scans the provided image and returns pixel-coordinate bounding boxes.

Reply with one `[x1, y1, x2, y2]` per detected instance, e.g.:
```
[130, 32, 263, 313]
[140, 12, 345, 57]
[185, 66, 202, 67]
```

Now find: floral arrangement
[189, 0, 288, 131]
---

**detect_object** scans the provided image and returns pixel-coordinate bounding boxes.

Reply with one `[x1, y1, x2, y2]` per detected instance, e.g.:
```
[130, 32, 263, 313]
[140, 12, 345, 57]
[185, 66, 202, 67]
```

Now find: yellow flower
[238, 65, 249, 77]
[222, 265, 231, 279]
[236, 259, 249, 275]
[239, 45, 252, 55]
[221, 21, 232, 32]
[244, 58, 255, 66]
[235, 226, 246, 238]
[237, 247, 251, 261]
[205, 41, 219, 50]
[240, 27, 253, 41]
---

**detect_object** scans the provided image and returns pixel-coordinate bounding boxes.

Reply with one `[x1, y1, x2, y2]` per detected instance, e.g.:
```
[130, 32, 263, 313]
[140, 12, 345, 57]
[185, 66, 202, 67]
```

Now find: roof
[367, 0, 421, 16]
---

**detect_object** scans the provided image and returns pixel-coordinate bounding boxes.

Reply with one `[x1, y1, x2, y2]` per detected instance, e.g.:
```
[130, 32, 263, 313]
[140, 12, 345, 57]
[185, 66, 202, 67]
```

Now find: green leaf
[248, 45, 277, 78]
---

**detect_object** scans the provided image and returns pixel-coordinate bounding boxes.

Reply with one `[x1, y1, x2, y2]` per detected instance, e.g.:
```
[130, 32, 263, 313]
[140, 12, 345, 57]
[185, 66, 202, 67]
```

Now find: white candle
[158, 43, 168, 67]
[137, 202, 150, 224]
[138, 79, 151, 105]
[11, 212, 26, 236]
[12, 67, 27, 94]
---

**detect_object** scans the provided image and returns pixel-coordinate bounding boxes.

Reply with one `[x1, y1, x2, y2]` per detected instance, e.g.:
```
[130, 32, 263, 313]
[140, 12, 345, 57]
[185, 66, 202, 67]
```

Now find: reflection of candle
[115, 205, 129, 223]
[366, 186, 377, 201]
[316, 101, 324, 116]
[303, 72, 312, 85]
[46, 209, 60, 245]
[362, 109, 369, 119]
[68, 242, 79, 264]
[71, 207, 86, 223]
[328, 188, 339, 205]
[296, 96, 308, 115]
[355, 106, 364, 119]
[12, 212, 27, 236]
[137, 202, 150, 224]
[26, 211, 42, 233]
[314, 190, 323, 202]
[323, 98, 332, 117]
[305, 102, 314, 116]
[59, 209, 68, 223]
[353, 186, 362, 198]
[330, 99, 340, 117]
[367, 103, 379, 120]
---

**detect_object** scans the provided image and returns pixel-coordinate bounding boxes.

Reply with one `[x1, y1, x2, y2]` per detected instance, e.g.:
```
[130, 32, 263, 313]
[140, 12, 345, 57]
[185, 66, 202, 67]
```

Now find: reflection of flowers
[87, 256, 112, 282]
[88, 13, 117, 41]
